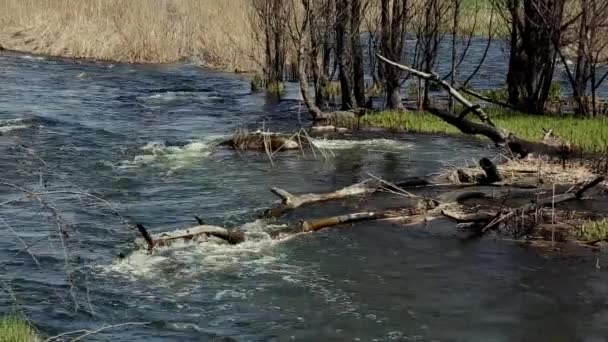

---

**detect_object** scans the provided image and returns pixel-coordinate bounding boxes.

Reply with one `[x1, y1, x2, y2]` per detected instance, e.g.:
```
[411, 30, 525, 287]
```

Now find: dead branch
[377, 54, 495, 126]
[376, 55, 576, 158]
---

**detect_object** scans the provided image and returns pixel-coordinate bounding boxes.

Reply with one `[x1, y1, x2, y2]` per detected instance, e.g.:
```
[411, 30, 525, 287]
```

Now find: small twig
[43, 322, 150, 342]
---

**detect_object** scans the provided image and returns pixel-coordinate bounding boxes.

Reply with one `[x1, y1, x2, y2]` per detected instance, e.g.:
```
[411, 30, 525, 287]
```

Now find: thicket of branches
[249, 0, 608, 117]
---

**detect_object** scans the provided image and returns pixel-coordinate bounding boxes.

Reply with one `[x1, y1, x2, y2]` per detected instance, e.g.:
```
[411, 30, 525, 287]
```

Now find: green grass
[356, 109, 608, 153]
[0, 316, 40, 342]
[581, 219, 608, 241]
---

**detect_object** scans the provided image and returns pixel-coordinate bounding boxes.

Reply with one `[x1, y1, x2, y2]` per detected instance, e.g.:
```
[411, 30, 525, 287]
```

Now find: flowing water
[1, 50, 608, 341]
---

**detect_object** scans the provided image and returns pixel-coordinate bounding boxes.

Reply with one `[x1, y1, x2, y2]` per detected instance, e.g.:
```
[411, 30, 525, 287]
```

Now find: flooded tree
[250, 0, 291, 89]
[559, 0, 608, 116]
[309, 0, 336, 108]
[415, 0, 450, 108]
[379, 0, 413, 110]
[335, 0, 357, 109]
[495, 0, 567, 114]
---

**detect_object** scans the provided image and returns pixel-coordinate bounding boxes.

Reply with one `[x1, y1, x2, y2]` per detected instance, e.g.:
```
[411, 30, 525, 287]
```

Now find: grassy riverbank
[0, 316, 40, 342]
[357, 109, 608, 153]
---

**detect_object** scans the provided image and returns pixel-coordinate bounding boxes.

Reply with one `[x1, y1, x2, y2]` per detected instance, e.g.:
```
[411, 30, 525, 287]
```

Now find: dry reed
[0, 0, 259, 70]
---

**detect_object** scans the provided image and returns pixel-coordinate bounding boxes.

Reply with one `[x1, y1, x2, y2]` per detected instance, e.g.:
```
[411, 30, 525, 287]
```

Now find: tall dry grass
[0, 0, 259, 70]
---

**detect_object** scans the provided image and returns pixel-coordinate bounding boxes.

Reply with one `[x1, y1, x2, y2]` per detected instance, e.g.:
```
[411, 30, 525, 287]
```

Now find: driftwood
[263, 176, 433, 217]
[376, 54, 575, 158]
[264, 179, 381, 217]
[132, 158, 604, 250]
[309, 125, 349, 133]
[482, 176, 605, 232]
[299, 207, 429, 232]
[221, 131, 301, 152]
[136, 223, 245, 251]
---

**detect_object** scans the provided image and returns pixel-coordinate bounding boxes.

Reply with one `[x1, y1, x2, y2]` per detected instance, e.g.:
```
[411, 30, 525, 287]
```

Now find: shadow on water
[1, 49, 608, 341]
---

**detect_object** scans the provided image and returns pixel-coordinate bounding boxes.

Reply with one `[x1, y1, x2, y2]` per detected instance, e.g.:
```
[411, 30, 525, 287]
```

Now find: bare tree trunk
[336, 0, 356, 109]
[499, 0, 566, 114]
[449, 0, 461, 111]
[380, 0, 409, 110]
[351, 0, 366, 107]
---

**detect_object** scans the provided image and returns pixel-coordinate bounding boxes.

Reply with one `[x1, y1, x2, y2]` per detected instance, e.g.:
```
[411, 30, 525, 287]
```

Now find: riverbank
[355, 109, 608, 154]
[0, 0, 495, 70]
[0, 0, 255, 70]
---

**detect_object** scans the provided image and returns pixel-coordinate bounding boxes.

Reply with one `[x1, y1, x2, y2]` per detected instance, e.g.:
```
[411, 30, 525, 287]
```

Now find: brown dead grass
[439, 156, 601, 186]
[0, 0, 258, 70]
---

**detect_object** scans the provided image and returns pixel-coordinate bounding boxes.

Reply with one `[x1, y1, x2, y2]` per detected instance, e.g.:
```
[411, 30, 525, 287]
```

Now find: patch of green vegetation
[366, 82, 385, 97]
[321, 81, 341, 100]
[0, 316, 40, 342]
[581, 219, 608, 241]
[250, 75, 284, 95]
[549, 81, 562, 101]
[265, 81, 284, 96]
[355, 108, 608, 153]
[250, 74, 264, 92]
[407, 83, 418, 97]
[479, 87, 508, 102]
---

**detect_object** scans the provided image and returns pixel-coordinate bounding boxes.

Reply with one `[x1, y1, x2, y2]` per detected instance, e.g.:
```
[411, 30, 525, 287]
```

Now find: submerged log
[221, 131, 301, 152]
[136, 223, 245, 250]
[309, 125, 349, 134]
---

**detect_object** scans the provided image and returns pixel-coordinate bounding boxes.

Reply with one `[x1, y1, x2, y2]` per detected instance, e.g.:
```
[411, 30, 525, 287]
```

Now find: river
[1, 51, 607, 341]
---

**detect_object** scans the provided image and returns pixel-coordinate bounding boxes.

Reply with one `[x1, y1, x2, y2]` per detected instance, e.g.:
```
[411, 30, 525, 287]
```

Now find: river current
[1, 50, 607, 341]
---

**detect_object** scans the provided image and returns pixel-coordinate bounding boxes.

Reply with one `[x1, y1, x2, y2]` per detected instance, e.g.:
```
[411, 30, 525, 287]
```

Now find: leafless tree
[494, 0, 567, 114]
[379, 0, 413, 110]
[250, 0, 292, 87]
[559, 0, 608, 116]
[414, 0, 450, 108]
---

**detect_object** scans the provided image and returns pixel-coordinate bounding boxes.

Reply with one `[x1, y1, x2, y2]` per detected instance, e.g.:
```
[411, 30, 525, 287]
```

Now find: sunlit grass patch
[581, 219, 608, 242]
[0, 316, 40, 342]
[356, 109, 608, 153]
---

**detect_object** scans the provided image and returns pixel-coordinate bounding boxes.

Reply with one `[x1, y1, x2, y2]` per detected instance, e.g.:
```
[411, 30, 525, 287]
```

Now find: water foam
[137, 91, 216, 104]
[312, 138, 413, 151]
[20, 55, 45, 61]
[119, 137, 224, 170]
[101, 219, 366, 318]
[0, 118, 33, 133]
[106, 220, 288, 279]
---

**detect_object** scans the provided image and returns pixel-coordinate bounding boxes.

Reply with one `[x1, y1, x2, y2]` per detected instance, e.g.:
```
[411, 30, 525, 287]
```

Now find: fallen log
[309, 125, 349, 134]
[377, 54, 495, 127]
[263, 177, 433, 217]
[221, 131, 301, 152]
[266, 179, 380, 216]
[376, 54, 576, 159]
[299, 207, 429, 232]
[441, 206, 498, 223]
[136, 223, 245, 250]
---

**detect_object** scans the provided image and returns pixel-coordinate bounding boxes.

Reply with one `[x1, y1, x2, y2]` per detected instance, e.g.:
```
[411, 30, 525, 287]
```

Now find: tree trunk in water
[505, 0, 565, 114]
[336, 0, 356, 110]
[380, 0, 407, 110]
[351, 0, 366, 107]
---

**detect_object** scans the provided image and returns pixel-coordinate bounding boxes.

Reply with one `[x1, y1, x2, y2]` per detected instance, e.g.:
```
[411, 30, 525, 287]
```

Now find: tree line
[249, 0, 608, 116]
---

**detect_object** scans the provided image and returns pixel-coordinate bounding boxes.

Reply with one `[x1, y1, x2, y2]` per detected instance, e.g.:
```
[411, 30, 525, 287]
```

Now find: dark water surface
[1, 51, 608, 342]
